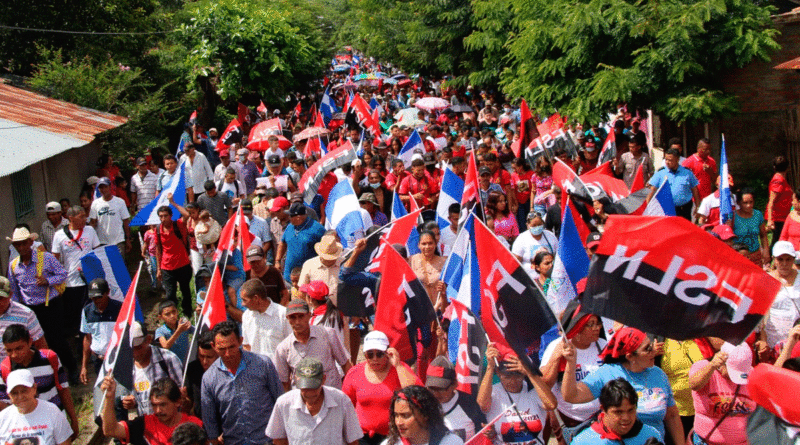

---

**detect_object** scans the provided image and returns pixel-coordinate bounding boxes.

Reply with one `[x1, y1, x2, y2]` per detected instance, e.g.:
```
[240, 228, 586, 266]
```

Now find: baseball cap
[586, 232, 602, 249]
[136, 156, 148, 166]
[240, 199, 253, 212]
[363, 330, 390, 352]
[130, 322, 148, 347]
[6, 369, 35, 392]
[299, 281, 329, 301]
[45, 202, 61, 213]
[0, 276, 10, 298]
[294, 357, 324, 389]
[773, 240, 796, 259]
[478, 166, 491, 176]
[88, 278, 109, 298]
[423, 152, 436, 166]
[97, 177, 111, 187]
[721, 342, 753, 384]
[289, 203, 306, 217]
[426, 356, 456, 389]
[219, 149, 230, 158]
[267, 155, 282, 167]
[286, 299, 310, 315]
[270, 196, 289, 212]
[358, 193, 378, 205]
[246, 245, 265, 261]
[711, 224, 735, 241]
[237, 148, 249, 157]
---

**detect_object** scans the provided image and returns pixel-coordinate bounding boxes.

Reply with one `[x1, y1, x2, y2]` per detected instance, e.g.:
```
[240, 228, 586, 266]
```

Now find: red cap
[219, 149, 230, 158]
[712, 224, 735, 240]
[299, 280, 329, 300]
[270, 196, 289, 212]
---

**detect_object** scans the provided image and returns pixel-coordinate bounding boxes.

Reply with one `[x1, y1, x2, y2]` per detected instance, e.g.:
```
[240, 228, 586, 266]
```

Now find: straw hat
[7, 227, 38, 243]
[314, 234, 343, 261]
[195, 220, 221, 245]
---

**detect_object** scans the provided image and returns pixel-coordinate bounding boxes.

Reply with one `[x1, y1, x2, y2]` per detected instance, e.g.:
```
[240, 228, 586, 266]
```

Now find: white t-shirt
[540, 338, 606, 421]
[220, 180, 244, 199]
[442, 391, 484, 442]
[440, 226, 458, 258]
[764, 273, 800, 347]
[242, 302, 291, 364]
[51, 226, 101, 287]
[487, 381, 547, 445]
[381, 433, 464, 445]
[89, 196, 130, 245]
[697, 193, 738, 217]
[264, 148, 285, 159]
[0, 400, 72, 445]
[133, 363, 153, 415]
[511, 230, 558, 270]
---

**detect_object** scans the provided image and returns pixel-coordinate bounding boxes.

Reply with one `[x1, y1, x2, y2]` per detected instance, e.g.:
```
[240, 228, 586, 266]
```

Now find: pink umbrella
[414, 97, 450, 112]
[293, 126, 331, 142]
[247, 119, 292, 151]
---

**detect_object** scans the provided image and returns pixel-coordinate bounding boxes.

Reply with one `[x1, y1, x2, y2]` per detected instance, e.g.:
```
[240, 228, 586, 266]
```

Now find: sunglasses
[365, 351, 385, 359]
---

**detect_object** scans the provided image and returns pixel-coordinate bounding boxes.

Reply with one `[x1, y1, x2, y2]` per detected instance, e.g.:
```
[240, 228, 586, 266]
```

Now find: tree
[497, 0, 780, 123]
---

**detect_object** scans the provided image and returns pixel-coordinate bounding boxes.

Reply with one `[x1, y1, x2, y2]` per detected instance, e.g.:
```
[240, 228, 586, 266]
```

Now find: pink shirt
[689, 360, 755, 445]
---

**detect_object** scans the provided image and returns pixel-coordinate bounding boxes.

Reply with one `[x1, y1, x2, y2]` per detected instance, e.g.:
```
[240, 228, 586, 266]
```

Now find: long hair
[318, 298, 344, 331]
[486, 191, 510, 217]
[386, 385, 450, 445]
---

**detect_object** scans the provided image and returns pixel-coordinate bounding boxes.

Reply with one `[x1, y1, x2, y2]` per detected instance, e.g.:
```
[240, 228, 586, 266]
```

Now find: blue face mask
[529, 225, 544, 236]
[369, 182, 381, 189]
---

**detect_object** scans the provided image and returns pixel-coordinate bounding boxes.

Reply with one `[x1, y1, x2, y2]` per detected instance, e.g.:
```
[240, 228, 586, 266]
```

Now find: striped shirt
[40, 218, 68, 252]
[130, 171, 159, 211]
[0, 302, 45, 363]
[0, 348, 67, 408]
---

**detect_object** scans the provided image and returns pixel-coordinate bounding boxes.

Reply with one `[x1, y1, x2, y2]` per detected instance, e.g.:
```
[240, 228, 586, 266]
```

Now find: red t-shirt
[511, 170, 535, 204]
[491, 168, 513, 189]
[124, 413, 203, 445]
[342, 362, 422, 437]
[385, 171, 410, 190]
[399, 172, 439, 206]
[682, 153, 717, 199]
[769, 173, 793, 222]
[780, 216, 800, 251]
[157, 220, 191, 271]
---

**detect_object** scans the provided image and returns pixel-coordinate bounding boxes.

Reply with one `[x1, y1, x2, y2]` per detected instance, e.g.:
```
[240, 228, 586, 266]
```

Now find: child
[194, 210, 220, 262]
[141, 225, 160, 289]
[155, 300, 194, 364]
[289, 266, 303, 300]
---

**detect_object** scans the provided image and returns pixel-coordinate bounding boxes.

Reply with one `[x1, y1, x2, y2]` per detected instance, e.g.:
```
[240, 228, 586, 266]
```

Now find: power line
[0, 25, 175, 35]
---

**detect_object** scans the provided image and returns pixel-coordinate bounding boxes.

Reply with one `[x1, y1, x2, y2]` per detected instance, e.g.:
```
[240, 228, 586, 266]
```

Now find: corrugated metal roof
[0, 81, 127, 177]
[774, 56, 800, 69]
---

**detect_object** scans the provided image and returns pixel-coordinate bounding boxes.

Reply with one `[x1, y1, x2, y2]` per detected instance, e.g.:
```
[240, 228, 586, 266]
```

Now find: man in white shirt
[129, 157, 158, 212]
[51, 206, 101, 334]
[89, 178, 131, 255]
[0, 369, 73, 445]
[40, 202, 68, 252]
[213, 149, 242, 184]
[180, 144, 213, 202]
[240, 278, 290, 364]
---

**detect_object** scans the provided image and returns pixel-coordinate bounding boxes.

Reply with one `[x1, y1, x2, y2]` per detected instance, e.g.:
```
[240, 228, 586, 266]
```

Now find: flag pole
[483, 331, 531, 432]
[97, 261, 143, 414]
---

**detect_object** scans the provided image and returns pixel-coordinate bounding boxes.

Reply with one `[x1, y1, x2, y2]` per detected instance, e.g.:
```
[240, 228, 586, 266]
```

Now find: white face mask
[529, 225, 544, 236]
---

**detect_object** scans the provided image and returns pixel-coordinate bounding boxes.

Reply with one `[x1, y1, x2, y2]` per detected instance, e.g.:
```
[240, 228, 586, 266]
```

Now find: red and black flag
[460, 151, 482, 224]
[182, 260, 228, 384]
[511, 99, 539, 158]
[598, 130, 616, 164]
[580, 162, 631, 202]
[374, 241, 437, 364]
[298, 140, 358, 204]
[582, 216, 781, 344]
[345, 94, 380, 138]
[215, 118, 243, 151]
[473, 219, 557, 372]
[525, 114, 579, 166]
[444, 299, 488, 396]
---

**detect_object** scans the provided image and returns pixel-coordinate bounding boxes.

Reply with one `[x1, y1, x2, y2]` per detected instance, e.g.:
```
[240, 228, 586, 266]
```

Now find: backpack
[157, 220, 190, 255]
[217, 179, 239, 197]
[11, 249, 66, 306]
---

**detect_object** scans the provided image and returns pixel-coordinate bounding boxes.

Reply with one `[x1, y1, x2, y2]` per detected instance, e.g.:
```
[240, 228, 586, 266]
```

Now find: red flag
[216, 118, 243, 151]
[364, 210, 423, 274]
[304, 136, 321, 158]
[298, 141, 358, 203]
[95, 266, 143, 390]
[371, 106, 382, 138]
[444, 299, 488, 396]
[460, 151, 480, 222]
[247, 119, 292, 151]
[598, 130, 616, 164]
[567, 199, 591, 247]
[257, 101, 267, 114]
[189, 110, 197, 122]
[580, 165, 630, 202]
[630, 164, 645, 192]
[512, 99, 539, 158]
[198, 263, 228, 330]
[748, 364, 800, 426]
[293, 101, 302, 119]
[536, 112, 566, 136]
[237, 103, 250, 124]
[346, 94, 381, 138]
[583, 216, 781, 343]
[374, 241, 436, 363]
[378, 78, 384, 92]
[323, 75, 330, 87]
[314, 111, 325, 129]
[214, 206, 255, 272]
[309, 103, 317, 121]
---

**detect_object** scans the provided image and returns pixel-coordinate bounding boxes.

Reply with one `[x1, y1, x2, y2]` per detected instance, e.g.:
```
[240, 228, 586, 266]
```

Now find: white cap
[6, 369, 35, 391]
[130, 322, 147, 347]
[363, 330, 390, 352]
[86, 176, 100, 186]
[45, 202, 62, 213]
[773, 240, 796, 259]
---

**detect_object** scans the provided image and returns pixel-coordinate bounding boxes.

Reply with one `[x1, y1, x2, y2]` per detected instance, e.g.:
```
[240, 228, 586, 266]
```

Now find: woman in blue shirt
[561, 327, 684, 444]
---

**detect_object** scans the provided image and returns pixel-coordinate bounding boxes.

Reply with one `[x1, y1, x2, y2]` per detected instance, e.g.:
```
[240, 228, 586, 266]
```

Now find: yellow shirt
[661, 339, 705, 416]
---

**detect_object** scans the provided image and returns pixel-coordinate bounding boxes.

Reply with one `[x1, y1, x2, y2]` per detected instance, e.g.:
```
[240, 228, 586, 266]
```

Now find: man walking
[89, 177, 132, 255]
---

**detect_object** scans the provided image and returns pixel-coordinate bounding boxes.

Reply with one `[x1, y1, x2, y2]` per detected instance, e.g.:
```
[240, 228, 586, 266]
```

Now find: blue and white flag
[369, 98, 380, 110]
[93, 185, 102, 199]
[320, 88, 336, 125]
[325, 181, 367, 248]
[398, 130, 425, 168]
[643, 179, 676, 217]
[719, 134, 733, 224]
[436, 168, 464, 231]
[355, 130, 365, 157]
[546, 204, 590, 315]
[353, 55, 361, 66]
[391, 191, 420, 255]
[80, 246, 145, 321]
[440, 213, 480, 314]
[319, 135, 328, 156]
[130, 161, 187, 226]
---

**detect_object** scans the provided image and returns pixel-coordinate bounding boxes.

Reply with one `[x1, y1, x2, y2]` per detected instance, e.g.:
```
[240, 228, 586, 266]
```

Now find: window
[11, 167, 34, 221]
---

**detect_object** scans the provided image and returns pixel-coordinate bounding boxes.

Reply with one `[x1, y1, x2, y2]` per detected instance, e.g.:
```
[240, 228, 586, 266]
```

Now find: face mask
[369, 182, 381, 189]
[504, 108, 511, 113]
[530, 225, 544, 236]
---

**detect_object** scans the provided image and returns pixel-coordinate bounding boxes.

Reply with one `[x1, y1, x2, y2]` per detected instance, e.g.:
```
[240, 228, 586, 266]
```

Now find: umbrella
[415, 97, 450, 112]
[332, 83, 358, 90]
[293, 127, 331, 142]
[398, 117, 428, 128]
[394, 108, 422, 122]
[397, 79, 413, 87]
[391, 74, 408, 80]
[248, 120, 293, 151]
[383, 78, 399, 85]
[445, 104, 474, 113]
[333, 64, 351, 73]
[332, 112, 347, 120]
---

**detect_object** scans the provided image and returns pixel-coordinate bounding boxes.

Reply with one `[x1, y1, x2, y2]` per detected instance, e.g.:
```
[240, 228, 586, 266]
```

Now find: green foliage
[178, 0, 326, 103]
[498, 0, 780, 123]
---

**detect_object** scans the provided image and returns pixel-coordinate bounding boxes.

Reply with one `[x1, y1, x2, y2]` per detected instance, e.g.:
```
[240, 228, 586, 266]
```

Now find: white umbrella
[394, 107, 422, 122]
[414, 97, 450, 112]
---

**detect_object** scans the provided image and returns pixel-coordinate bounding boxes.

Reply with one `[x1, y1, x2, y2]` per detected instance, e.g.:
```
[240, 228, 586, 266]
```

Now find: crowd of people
[1, 51, 799, 445]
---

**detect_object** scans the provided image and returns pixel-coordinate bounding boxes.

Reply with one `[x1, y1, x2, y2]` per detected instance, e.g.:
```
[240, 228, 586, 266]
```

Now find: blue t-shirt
[572, 421, 662, 445]
[281, 218, 326, 281]
[581, 363, 675, 438]
[155, 323, 195, 365]
[647, 166, 699, 206]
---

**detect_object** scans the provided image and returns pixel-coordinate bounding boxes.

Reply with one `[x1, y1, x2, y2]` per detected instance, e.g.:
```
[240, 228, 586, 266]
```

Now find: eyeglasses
[365, 351, 385, 359]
